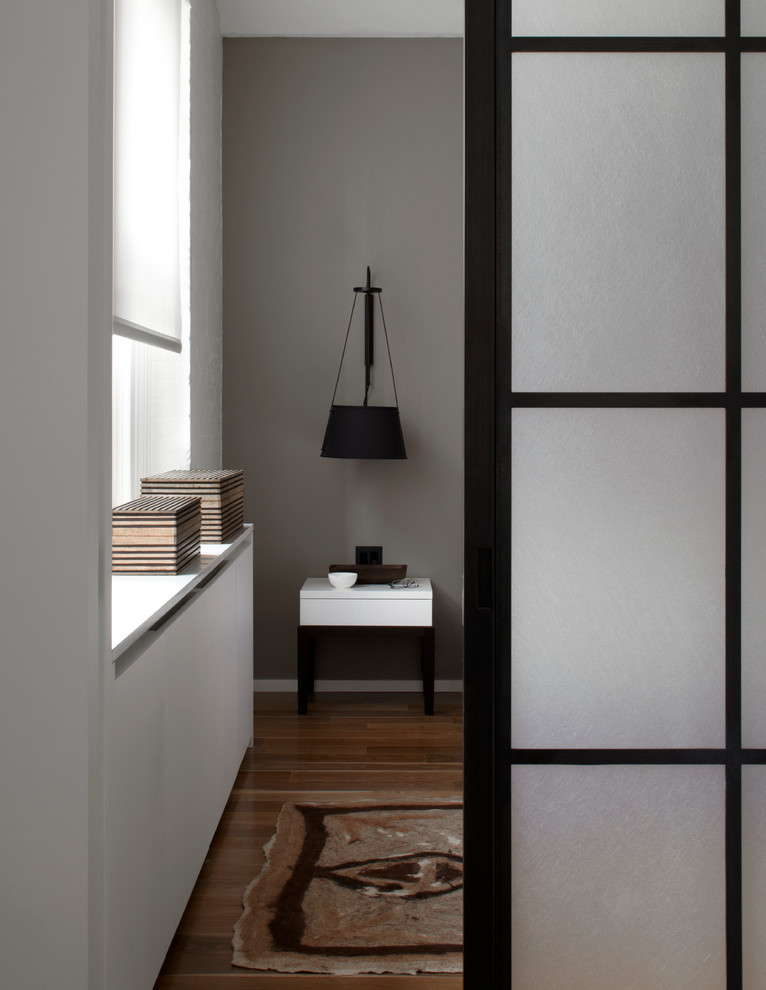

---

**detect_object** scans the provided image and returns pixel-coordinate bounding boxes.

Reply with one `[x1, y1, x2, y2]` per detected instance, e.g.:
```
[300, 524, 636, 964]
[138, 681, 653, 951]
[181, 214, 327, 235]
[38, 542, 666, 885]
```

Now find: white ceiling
[215, 0, 463, 37]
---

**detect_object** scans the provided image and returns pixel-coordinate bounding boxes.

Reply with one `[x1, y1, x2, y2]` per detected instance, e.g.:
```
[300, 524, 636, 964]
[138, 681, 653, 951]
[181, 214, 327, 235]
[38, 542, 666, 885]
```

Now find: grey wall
[222, 38, 463, 684]
[190, 0, 223, 469]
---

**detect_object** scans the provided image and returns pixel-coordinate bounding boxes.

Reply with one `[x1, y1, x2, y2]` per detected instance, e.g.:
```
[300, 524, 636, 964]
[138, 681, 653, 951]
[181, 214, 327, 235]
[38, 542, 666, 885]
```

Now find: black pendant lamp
[321, 268, 407, 459]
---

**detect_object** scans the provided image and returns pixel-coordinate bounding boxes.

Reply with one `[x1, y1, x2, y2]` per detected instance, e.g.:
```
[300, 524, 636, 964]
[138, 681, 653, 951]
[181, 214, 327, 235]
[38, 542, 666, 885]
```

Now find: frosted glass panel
[512, 54, 725, 393]
[741, 57, 766, 391]
[512, 765, 726, 990]
[741, 410, 766, 745]
[743, 767, 766, 990]
[512, 409, 725, 748]
[512, 0, 723, 37]
[742, 1, 766, 36]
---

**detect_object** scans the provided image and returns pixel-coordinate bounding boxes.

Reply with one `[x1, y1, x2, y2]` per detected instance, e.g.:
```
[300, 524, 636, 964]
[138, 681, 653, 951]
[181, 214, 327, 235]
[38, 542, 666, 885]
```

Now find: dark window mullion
[741, 750, 766, 763]
[725, 0, 744, 982]
[511, 749, 726, 765]
[510, 36, 726, 53]
[510, 392, 726, 408]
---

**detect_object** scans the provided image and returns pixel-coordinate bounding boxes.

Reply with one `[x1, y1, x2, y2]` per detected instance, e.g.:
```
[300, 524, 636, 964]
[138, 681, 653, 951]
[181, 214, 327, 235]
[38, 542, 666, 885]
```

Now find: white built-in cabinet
[106, 531, 253, 990]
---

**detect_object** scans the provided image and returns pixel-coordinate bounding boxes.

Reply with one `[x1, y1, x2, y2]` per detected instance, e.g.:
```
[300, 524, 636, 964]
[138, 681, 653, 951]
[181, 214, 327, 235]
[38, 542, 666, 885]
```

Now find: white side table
[297, 578, 434, 714]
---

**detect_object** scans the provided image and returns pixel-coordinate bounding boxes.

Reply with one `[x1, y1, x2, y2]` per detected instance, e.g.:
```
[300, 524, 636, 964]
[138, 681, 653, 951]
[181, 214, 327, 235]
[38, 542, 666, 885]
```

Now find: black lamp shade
[321, 405, 407, 459]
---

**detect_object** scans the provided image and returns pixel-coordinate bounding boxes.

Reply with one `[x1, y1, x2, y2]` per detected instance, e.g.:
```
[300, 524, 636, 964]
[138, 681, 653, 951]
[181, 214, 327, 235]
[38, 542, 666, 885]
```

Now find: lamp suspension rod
[329, 267, 386, 409]
[364, 265, 373, 405]
[352, 266, 382, 405]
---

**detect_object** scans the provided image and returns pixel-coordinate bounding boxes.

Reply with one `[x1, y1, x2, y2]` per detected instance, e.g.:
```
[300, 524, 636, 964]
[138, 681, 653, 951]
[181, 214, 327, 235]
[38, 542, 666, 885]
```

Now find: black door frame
[463, 2, 765, 986]
[464, 1, 512, 984]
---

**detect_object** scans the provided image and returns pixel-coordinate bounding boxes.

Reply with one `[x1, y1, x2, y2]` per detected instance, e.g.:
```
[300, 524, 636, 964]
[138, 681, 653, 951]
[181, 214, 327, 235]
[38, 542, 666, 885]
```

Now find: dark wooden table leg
[421, 626, 435, 715]
[308, 632, 316, 691]
[297, 626, 311, 714]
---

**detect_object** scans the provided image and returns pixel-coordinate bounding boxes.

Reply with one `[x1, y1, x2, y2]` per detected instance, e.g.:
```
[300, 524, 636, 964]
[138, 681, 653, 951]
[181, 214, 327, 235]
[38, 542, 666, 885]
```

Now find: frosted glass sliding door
[741, 409, 766, 747]
[511, 408, 725, 749]
[462, 0, 766, 985]
[511, 53, 725, 393]
[512, 766, 726, 990]
[511, 0, 724, 37]
[741, 56, 766, 391]
[742, 767, 766, 987]
[742, 2, 766, 36]
[503, 9, 743, 990]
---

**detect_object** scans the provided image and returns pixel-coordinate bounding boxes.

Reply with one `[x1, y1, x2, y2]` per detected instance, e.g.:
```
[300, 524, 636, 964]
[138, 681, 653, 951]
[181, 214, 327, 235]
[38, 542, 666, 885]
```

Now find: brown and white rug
[232, 799, 463, 975]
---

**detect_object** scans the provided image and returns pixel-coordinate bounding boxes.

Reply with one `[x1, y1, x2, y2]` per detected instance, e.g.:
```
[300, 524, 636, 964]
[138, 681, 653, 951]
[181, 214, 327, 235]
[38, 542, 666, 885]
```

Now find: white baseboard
[253, 678, 463, 693]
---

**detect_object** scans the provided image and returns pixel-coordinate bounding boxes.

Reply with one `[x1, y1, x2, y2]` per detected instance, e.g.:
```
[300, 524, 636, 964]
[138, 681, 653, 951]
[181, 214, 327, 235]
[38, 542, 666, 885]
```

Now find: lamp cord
[329, 293, 358, 407]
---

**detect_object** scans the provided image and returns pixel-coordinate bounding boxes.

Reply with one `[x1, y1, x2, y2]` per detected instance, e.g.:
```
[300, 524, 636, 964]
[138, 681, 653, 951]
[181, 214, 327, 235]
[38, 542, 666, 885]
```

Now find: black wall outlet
[356, 546, 382, 566]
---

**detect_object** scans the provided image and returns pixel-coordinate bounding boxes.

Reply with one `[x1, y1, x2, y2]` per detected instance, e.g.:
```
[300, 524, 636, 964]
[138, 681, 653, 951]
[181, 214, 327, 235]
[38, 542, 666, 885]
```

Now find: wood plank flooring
[154, 691, 463, 990]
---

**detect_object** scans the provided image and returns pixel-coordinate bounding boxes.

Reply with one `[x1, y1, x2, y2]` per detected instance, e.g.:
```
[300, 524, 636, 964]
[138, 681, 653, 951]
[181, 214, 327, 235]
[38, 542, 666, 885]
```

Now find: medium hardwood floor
[154, 691, 463, 989]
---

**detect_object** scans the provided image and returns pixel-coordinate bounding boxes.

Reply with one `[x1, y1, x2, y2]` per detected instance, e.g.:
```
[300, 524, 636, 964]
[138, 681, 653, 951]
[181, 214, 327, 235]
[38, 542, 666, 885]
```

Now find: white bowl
[328, 571, 357, 589]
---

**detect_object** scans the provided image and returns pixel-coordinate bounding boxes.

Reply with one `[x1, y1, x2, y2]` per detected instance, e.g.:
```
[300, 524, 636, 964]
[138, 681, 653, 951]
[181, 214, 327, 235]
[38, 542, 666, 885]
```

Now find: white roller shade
[114, 0, 184, 349]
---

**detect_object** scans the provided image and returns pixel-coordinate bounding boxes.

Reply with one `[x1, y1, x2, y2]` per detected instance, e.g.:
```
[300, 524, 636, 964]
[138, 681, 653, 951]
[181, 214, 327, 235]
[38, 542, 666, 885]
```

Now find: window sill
[111, 523, 253, 662]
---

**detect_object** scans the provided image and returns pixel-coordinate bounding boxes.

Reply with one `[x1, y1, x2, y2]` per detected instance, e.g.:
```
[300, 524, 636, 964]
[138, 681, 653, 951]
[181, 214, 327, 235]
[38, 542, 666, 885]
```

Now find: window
[112, 0, 191, 506]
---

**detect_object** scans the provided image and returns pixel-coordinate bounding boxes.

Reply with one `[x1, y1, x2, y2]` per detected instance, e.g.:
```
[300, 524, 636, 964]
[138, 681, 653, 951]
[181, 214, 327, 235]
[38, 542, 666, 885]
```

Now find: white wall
[0, 1, 223, 985]
[0, 1, 112, 988]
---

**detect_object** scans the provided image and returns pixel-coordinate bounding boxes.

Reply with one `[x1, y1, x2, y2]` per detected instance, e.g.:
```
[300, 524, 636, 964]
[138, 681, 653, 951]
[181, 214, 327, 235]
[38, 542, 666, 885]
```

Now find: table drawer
[299, 597, 432, 626]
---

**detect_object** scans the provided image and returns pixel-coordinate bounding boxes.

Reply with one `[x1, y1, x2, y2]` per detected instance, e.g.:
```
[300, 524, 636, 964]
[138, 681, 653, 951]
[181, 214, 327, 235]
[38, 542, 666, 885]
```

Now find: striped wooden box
[112, 495, 202, 574]
[140, 469, 244, 543]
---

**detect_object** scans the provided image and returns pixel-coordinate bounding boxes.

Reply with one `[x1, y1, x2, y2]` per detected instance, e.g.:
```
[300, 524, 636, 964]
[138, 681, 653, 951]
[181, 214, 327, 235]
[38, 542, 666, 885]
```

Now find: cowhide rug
[232, 798, 463, 975]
